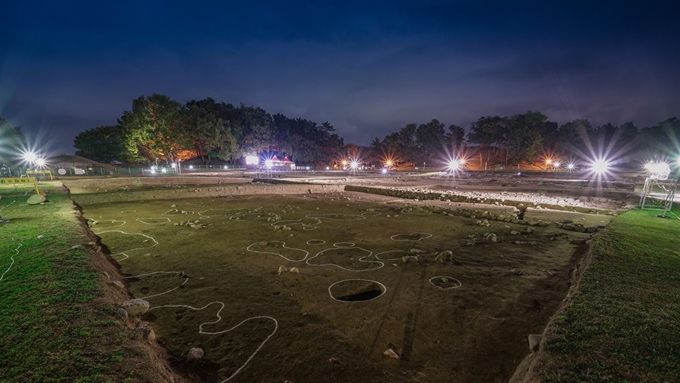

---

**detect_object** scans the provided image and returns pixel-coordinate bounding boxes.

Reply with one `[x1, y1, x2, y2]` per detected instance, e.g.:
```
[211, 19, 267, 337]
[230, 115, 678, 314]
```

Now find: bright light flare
[384, 159, 394, 167]
[448, 159, 461, 171]
[23, 151, 37, 163]
[567, 163, 575, 170]
[645, 161, 670, 180]
[35, 158, 46, 167]
[553, 161, 561, 168]
[545, 158, 553, 165]
[264, 159, 274, 169]
[245, 155, 259, 165]
[591, 159, 610, 175]
[381, 168, 387, 174]
[350, 161, 359, 170]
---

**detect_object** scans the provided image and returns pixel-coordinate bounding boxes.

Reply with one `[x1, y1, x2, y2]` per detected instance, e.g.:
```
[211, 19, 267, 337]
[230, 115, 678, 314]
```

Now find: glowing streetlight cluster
[22, 151, 47, 169]
[644, 161, 671, 180]
[447, 158, 466, 171]
[591, 159, 610, 175]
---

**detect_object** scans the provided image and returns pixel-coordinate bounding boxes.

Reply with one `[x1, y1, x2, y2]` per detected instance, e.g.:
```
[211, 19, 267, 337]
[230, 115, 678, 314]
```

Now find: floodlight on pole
[567, 163, 575, 170]
[553, 161, 561, 169]
[350, 161, 359, 170]
[23, 151, 37, 163]
[591, 159, 610, 175]
[448, 159, 460, 171]
[35, 158, 46, 167]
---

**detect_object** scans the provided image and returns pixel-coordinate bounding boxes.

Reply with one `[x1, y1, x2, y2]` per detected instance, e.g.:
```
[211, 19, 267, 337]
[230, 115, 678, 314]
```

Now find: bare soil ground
[76, 186, 614, 383]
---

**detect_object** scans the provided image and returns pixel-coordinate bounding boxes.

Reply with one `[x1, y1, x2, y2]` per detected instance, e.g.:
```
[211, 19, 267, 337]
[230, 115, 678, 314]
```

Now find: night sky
[1, 1, 679, 155]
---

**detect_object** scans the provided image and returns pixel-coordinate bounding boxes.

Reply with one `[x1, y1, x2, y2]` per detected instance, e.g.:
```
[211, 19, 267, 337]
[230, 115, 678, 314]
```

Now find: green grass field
[538, 207, 680, 382]
[0, 187, 165, 383]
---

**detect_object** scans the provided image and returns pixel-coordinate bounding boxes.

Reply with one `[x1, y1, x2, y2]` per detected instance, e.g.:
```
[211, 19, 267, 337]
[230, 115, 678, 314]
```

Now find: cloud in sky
[1, 1, 679, 154]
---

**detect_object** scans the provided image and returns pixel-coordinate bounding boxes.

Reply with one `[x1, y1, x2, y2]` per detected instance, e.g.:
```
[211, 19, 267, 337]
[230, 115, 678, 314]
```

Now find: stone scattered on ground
[290, 267, 300, 273]
[528, 334, 542, 352]
[383, 348, 400, 359]
[115, 307, 128, 320]
[435, 250, 454, 262]
[187, 347, 204, 360]
[122, 298, 150, 316]
[278, 265, 288, 275]
[174, 220, 209, 229]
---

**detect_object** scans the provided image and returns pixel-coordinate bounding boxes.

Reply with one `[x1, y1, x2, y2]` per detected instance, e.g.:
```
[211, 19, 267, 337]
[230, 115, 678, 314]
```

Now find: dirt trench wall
[67, 182, 345, 205]
[62, 175, 251, 194]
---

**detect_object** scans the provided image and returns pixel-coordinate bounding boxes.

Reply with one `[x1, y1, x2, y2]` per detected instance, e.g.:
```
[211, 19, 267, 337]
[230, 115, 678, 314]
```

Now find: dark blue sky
[1, 1, 679, 155]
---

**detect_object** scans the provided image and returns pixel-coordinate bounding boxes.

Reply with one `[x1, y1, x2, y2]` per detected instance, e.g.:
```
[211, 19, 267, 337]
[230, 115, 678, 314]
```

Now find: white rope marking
[0, 199, 16, 215]
[361, 211, 381, 217]
[333, 242, 355, 248]
[150, 302, 278, 383]
[429, 276, 462, 290]
[390, 232, 433, 241]
[306, 246, 384, 272]
[162, 208, 195, 216]
[306, 239, 326, 245]
[374, 250, 410, 261]
[272, 218, 322, 230]
[198, 208, 263, 219]
[89, 219, 127, 230]
[120, 210, 136, 213]
[0, 242, 21, 282]
[94, 230, 158, 261]
[328, 279, 387, 303]
[305, 213, 366, 221]
[135, 217, 171, 225]
[246, 241, 309, 262]
[122, 271, 190, 299]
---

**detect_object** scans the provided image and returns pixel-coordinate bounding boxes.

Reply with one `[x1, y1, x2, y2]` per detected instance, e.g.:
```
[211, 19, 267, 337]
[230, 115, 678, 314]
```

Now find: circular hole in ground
[429, 276, 462, 289]
[329, 279, 387, 302]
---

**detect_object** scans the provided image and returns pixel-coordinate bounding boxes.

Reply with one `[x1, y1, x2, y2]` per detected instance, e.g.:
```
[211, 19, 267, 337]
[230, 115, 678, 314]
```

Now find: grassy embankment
[0, 185, 165, 383]
[537, 207, 680, 382]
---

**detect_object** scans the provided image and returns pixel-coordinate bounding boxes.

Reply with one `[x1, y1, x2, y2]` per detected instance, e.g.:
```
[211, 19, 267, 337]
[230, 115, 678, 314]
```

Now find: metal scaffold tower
[639, 176, 678, 218]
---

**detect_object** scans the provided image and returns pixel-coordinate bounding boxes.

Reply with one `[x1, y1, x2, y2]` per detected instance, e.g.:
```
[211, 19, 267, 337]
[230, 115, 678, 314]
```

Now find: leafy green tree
[235, 104, 275, 156]
[638, 118, 679, 160]
[446, 124, 466, 149]
[0, 116, 26, 166]
[467, 116, 506, 168]
[415, 119, 447, 164]
[73, 125, 128, 163]
[557, 119, 592, 157]
[118, 94, 190, 163]
[504, 111, 546, 164]
[185, 98, 239, 163]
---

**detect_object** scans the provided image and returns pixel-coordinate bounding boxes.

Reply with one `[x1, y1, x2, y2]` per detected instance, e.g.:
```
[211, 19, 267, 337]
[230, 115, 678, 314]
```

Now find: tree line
[73, 94, 345, 165]
[366, 112, 680, 168]
[3, 93, 676, 169]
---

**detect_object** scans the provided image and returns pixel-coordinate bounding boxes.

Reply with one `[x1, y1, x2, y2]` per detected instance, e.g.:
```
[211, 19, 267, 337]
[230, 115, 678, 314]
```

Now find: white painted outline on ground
[333, 242, 355, 248]
[0, 242, 21, 282]
[390, 232, 433, 241]
[149, 302, 278, 383]
[328, 279, 387, 303]
[94, 230, 158, 261]
[306, 239, 326, 245]
[198, 207, 263, 219]
[429, 276, 462, 290]
[305, 213, 366, 221]
[122, 271, 190, 299]
[272, 217, 322, 230]
[136, 217, 171, 225]
[374, 250, 411, 261]
[89, 219, 127, 230]
[306, 246, 384, 272]
[246, 241, 309, 262]
[162, 208, 195, 216]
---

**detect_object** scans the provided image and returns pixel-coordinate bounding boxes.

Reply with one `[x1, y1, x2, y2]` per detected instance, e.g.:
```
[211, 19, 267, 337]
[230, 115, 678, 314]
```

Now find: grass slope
[540, 208, 680, 382]
[0, 190, 162, 383]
